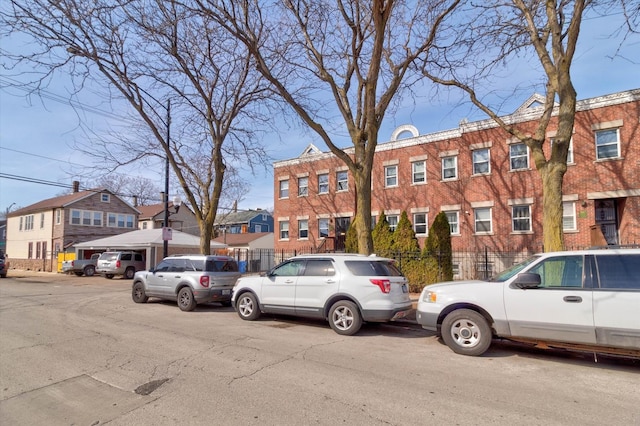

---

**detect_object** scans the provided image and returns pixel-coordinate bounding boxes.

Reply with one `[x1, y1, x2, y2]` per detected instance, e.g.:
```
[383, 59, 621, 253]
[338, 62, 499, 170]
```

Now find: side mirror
[148, 267, 155, 273]
[512, 272, 541, 289]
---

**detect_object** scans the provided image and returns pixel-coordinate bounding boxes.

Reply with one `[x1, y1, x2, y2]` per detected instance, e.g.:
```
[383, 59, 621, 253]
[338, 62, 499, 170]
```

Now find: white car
[416, 249, 640, 357]
[231, 254, 412, 335]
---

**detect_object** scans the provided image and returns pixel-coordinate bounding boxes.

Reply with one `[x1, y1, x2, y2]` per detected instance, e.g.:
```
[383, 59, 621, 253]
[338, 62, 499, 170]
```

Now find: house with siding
[272, 89, 640, 275]
[5, 186, 140, 271]
[214, 209, 274, 235]
[137, 200, 199, 237]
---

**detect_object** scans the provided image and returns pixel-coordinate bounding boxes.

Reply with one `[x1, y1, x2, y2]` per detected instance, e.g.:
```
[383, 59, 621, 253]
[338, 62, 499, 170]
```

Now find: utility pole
[163, 99, 171, 259]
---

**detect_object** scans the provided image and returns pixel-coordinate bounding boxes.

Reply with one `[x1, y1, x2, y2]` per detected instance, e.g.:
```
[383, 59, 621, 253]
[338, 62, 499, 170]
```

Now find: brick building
[273, 89, 640, 256]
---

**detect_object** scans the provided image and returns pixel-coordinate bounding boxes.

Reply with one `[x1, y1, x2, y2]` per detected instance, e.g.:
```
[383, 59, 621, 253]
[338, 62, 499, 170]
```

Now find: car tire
[236, 292, 261, 321]
[177, 287, 197, 312]
[84, 266, 95, 277]
[132, 282, 149, 304]
[124, 267, 135, 279]
[74, 272, 83, 277]
[105, 274, 114, 279]
[328, 300, 362, 336]
[441, 309, 492, 356]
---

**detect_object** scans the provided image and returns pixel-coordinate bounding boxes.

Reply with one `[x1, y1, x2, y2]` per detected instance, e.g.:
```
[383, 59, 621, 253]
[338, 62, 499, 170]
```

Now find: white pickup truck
[61, 253, 101, 277]
[416, 249, 640, 357]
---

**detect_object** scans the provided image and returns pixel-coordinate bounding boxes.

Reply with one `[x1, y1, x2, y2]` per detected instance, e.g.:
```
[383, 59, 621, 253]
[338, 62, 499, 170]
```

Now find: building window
[28, 242, 33, 259]
[318, 218, 329, 238]
[101, 193, 110, 203]
[19, 217, 23, 231]
[384, 165, 398, 187]
[142, 222, 148, 229]
[298, 219, 309, 239]
[445, 211, 459, 235]
[107, 213, 134, 228]
[24, 215, 34, 231]
[452, 263, 460, 277]
[413, 213, 427, 235]
[36, 242, 41, 259]
[336, 171, 348, 191]
[512, 205, 532, 232]
[595, 128, 620, 159]
[474, 208, 492, 233]
[298, 176, 308, 197]
[563, 201, 577, 231]
[40, 213, 45, 229]
[55, 209, 61, 225]
[42, 242, 47, 259]
[279, 180, 289, 198]
[510, 143, 529, 170]
[71, 209, 102, 226]
[412, 161, 426, 184]
[279, 221, 289, 240]
[387, 215, 399, 232]
[472, 148, 490, 175]
[441, 156, 457, 180]
[318, 173, 329, 194]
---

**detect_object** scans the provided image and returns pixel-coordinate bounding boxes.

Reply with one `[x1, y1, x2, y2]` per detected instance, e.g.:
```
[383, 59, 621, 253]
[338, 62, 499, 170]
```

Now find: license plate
[222, 289, 230, 295]
[402, 284, 408, 293]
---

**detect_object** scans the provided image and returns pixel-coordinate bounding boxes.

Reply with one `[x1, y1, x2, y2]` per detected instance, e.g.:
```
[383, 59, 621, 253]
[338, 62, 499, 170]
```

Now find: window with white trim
[413, 213, 427, 235]
[24, 215, 34, 231]
[298, 219, 309, 239]
[562, 201, 577, 231]
[511, 205, 531, 232]
[387, 214, 399, 232]
[336, 171, 348, 191]
[510, 143, 529, 170]
[279, 221, 289, 240]
[318, 218, 329, 238]
[441, 156, 457, 180]
[445, 211, 459, 235]
[101, 193, 110, 203]
[55, 209, 61, 225]
[107, 213, 134, 228]
[595, 128, 620, 159]
[472, 148, 490, 175]
[279, 180, 289, 198]
[36, 242, 41, 259]
[318, 173, 329, 194]
[384, 165, 398, 187]
[298, 176, 308, 197]
[40, 213, 45, 229]
[474, 208, 492, 233]
[412, 161, 426, 184]
[71, 209, 102, 226]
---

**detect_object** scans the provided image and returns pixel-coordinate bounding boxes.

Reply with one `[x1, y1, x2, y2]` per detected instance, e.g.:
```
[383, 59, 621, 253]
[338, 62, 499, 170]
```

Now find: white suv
[416, 249, 640, 357]
[231, 254, 412, 335]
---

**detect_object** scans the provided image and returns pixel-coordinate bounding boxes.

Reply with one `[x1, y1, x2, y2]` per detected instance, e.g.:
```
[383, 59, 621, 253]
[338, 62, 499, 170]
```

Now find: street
[1, 272, 639, 425]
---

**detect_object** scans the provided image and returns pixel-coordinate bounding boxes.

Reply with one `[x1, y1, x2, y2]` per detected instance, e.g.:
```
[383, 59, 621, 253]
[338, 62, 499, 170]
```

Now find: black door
[334, 217, 351, 252]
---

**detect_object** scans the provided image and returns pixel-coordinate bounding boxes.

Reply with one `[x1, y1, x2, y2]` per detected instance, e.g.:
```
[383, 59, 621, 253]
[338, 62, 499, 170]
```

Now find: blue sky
[1, 10, 638, 216]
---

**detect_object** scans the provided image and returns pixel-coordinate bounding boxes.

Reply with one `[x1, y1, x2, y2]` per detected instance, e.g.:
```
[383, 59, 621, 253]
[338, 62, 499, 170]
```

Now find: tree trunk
[353, 169, 373, 255]
[540, 162, 566, 252]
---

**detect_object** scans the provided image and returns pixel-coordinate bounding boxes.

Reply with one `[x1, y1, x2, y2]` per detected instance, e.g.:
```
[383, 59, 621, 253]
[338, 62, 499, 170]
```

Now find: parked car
[0, 254, 8, 278]
[61, 253, 101, 276]
[416, 249, 640, 357]
[131, 254, 241, 311]
[231, 254, 412, 335]
[96, 251, 145, 279]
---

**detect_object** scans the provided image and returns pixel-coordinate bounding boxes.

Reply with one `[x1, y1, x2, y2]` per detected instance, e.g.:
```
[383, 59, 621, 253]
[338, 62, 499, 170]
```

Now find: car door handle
[563, 296, 582, 303]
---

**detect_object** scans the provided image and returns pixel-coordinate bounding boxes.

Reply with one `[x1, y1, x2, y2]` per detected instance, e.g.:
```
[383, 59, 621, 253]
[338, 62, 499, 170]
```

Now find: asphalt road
[1, 271, 639, 425]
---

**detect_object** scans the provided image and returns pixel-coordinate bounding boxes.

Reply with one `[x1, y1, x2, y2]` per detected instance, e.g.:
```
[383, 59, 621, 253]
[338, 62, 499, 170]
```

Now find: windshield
[490, 255, 540, 282]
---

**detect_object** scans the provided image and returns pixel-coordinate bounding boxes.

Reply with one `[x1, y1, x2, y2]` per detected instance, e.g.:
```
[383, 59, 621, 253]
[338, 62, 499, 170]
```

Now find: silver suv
[231, 254, 412, 335]
[96, 251, 146, 279]
[131, 254, 241, 311]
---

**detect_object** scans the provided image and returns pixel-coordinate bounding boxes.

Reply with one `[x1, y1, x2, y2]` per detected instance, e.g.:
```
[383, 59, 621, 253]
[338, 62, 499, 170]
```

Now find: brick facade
[273, 89, 640, 253]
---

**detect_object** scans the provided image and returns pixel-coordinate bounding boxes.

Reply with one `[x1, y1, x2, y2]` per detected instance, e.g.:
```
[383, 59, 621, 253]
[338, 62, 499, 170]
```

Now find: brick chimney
[72, 181, 80, 193]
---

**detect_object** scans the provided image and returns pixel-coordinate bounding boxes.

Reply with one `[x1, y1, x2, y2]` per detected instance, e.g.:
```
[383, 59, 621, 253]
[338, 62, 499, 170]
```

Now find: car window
[134, 254, 143, 261]
[191, 259, 205, 271]
[595, 254, 640, 289]
[121, 253, 132, 261]
[303, 260, 335, 276]
[271, 260, 304, 276]
[169, 259, 187, 272]
[526, 255, 584, 288]
[101, 253, 118, 261]
[206, 259, 239, 272]
[155, 260, 172, 272]
[344, 260, 403, 276]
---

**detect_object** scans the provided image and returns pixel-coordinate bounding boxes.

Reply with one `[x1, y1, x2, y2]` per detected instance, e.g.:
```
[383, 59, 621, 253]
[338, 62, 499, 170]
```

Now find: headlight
[422, 291, 437, 303]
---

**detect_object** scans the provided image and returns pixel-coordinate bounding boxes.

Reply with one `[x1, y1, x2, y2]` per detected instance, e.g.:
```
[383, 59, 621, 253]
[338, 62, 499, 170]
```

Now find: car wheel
[441, 309, 492, 356]
[105, 274, 114, 279]
[329, 300, 362, 336]
[177, 287, 197, 312]
[124, 267, 135, 279]
[74, 272, 83, 277]
[132, 282, 149, 304]
[236, 292, 261, 321]
[84, 266, 95, 277]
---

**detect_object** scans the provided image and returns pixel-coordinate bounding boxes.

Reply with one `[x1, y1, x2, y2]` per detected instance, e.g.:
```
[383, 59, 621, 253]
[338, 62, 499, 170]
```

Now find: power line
[0, 147, 86, 168]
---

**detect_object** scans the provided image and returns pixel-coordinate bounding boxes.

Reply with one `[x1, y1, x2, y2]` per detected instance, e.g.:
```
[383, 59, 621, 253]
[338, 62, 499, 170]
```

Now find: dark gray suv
[132, 255, 241, 311]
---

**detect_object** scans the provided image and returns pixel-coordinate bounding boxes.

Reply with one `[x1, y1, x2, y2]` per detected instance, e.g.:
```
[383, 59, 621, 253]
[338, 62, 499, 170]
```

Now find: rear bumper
[361, 303, 412, 322]
[193, 287, 233, 303]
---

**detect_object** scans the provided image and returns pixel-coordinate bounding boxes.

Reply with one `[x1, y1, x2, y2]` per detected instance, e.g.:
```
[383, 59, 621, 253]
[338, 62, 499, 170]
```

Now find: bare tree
[420, 0, 636, 252]
[1, 0, 273, 253]
[197, 0, 460, 254]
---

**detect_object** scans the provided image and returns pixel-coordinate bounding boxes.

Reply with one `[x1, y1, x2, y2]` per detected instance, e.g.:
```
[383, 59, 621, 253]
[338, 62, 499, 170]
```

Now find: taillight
[116, 260, 121, 268]
[200, 276, 210, 288]
[370, 279, 391, 294]
[71, 261, 75, 267]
